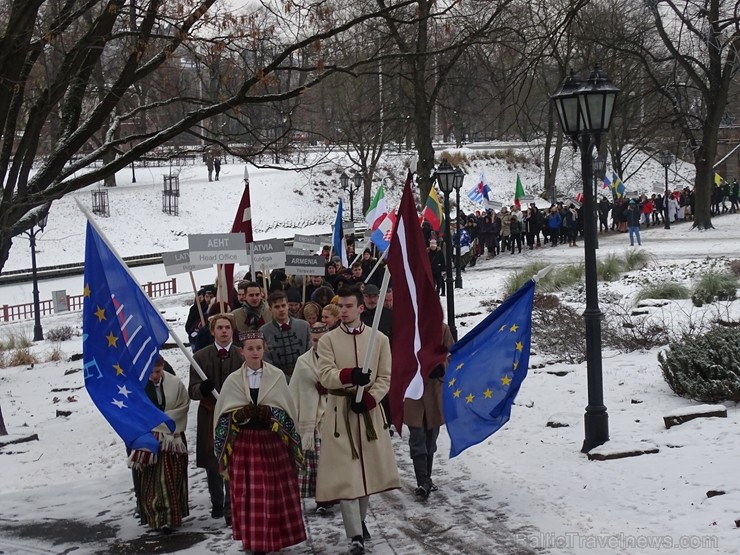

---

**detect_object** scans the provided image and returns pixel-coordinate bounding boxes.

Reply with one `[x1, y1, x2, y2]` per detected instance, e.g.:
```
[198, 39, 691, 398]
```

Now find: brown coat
[403, 323, 455, 429]
[188, 343, 243, 470]
[314, 324, 400, 502]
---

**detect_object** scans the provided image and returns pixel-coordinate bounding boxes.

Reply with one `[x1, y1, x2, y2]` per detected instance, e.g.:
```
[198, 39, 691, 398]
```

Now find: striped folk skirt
[139, 450, 189, 529]
[298, 427, 321, 499]
[228, 428, 306, 552]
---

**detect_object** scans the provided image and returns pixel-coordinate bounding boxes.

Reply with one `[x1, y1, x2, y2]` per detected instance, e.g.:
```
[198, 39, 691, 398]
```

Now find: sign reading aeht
[188, 233, 249, 264]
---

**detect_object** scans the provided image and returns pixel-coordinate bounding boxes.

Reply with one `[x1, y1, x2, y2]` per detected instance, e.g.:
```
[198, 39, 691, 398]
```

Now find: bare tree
[0, 0, 413, 272]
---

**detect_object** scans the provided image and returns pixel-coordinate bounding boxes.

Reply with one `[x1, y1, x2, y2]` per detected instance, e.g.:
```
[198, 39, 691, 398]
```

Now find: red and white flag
[224, 166, 254, 293]
[387, 172, 448, 433]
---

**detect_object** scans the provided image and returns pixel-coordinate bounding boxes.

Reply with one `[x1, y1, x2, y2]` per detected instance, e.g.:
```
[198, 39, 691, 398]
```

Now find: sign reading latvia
[249, 239, 286, 268]
[162, 249, 211, 276]
[285, 252, 326, 276]
[188, 233, 249, 265]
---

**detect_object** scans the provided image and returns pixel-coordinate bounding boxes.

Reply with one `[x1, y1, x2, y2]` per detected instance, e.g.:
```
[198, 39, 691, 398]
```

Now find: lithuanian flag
[422, 188, 444, 232]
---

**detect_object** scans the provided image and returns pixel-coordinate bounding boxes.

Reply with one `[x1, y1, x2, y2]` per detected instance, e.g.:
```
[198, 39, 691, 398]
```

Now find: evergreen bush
[503, 261, 548, 296]
[634, 282, 690, 302]
[622, 249, 654, 272]
[597, 253, 623, 282]
[691, 270, 738, 306]
[658, 326, 740, 402]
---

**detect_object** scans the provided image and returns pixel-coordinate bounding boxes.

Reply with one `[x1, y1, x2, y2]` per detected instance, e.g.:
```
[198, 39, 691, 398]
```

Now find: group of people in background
[133, 246, 448, 555]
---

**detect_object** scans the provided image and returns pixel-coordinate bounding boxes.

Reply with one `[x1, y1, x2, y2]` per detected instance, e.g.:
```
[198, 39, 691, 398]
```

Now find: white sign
[188, 233, 250, 265]
[162, 249, 211, 276]
[52, 290, 68, 313]
[285, 253, 326, 276]
[249, 239, 286, 268]
[653, 185, 666, 194]
[292, 234, 323, 251]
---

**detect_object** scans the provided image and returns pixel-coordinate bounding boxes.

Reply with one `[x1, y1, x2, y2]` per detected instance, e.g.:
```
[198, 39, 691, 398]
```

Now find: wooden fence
[1, 278, 177, 322]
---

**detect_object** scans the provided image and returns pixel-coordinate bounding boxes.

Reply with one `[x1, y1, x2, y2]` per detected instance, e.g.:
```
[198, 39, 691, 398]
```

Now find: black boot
[426, 456, 438, 492]
[413, 456, 432, 498]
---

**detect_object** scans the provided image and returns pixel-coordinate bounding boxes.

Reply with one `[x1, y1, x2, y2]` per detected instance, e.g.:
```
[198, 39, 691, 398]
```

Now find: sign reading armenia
[162, 249, 211, 276]
[188, 233, 249, 265]
[285, 252, 326, 276]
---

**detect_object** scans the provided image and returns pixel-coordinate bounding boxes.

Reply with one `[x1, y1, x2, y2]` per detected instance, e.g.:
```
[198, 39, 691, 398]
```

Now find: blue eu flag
[82, 222, 174, 452]
[443, 278, 536, 458]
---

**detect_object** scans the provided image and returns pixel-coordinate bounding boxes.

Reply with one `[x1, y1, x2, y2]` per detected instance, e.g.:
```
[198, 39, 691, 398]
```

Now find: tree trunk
[692, 157, 714, 230]
[0, 402, 8, 435]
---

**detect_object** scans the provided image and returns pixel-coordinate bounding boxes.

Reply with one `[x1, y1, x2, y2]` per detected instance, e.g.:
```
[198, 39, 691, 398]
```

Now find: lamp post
[435, 160, 458, 341]
[551, 66, 619, 453]
[339, 171, 362, 222]
[659, 151, 673, 230]
[24, 214, 48, 341]
[453, 168, 465, 289]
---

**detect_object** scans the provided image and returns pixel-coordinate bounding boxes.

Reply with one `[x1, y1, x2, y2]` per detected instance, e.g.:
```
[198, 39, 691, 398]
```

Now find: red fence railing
[1, 278, 177, 322]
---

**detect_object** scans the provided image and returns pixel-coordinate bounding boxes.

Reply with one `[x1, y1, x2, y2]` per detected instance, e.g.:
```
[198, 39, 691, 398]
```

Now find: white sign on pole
[520, 194, 536, 202]
[285, 253, 326, 276]
[249, 239, 286, 268]
[292, 234, 323, 252]
[52, 290, 68, 313]
[162, 249, 211, 276]
[653, 184, 666, 194]
[188, 233, 250, 265]
[624, 191, 639, 198]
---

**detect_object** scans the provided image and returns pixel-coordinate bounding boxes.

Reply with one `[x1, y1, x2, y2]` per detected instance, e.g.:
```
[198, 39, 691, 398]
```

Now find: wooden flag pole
[189, 271, 206, 328]
[355, 269, 391, 402]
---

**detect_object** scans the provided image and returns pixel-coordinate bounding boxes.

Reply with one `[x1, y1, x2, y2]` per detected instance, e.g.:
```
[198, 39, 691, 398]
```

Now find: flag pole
[74, 198, 217, 397]
[363, 247, 389, 283]
[189, 271, 206, 328]
[355, 268, 391, 402]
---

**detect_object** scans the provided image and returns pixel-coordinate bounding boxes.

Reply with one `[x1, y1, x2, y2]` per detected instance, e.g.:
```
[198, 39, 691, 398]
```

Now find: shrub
[597, 253, 623, 282]
[547, 263, 585, 292]
[532, 303, 586, 363]
[658, 326, 740, 402]
[47, 347, 64, 362]
[622, 249, 654, 272]
[46, 325, 76, 342]
[634, 282, 691, 303]
[6, 348, 37, 367]
[729, 259, 740, 276]
[439, 150, 470, 169]
[0, 329, 32, 351]
[691, 270, 738, 307]
[502, 261, 548, 296]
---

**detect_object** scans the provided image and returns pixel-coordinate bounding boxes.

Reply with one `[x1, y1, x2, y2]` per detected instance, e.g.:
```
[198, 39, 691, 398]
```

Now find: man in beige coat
[404, 322, 454, 498]
[315, 288, 400, 555]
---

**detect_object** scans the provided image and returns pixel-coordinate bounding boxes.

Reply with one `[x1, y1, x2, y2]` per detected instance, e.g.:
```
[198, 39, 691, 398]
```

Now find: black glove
[233, 404, 256, 422]
[255, 405, 272, 423]
[351, 399, 370, 414]
[351, 367, 371, 386]
[199, 379, 215, 397]
[429, 365, 445, 379]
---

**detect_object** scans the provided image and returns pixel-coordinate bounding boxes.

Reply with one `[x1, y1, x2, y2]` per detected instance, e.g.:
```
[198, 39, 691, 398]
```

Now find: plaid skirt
[139, 450, 189, 529]
[298, 427, 321, 499]
[229, 428, 306, 552]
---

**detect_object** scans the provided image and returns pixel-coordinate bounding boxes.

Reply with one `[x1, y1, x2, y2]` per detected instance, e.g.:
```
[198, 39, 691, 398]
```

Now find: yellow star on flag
[453, 389, 462, 398]
[513, 361, 519, 370]
[94, 306, 106, 322]
[510, 324, 519, 332]
[483, 388, 493, 398]
[83, 284, 91, 297]
[455, 363, 464, 371]
[501, 375, 512, 386]
[465, 393, 475, 404]
[106, 332, 119, 347]
[448, 377, 456, 388]
[515, 341, 523, 352]
[113, 364, 125, 376]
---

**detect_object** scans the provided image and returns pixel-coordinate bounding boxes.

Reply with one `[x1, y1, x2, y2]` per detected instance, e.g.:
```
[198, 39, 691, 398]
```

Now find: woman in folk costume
[213, 330, 306, 555]
[128, 356, 190, 533]
[289, 322, 334, 514]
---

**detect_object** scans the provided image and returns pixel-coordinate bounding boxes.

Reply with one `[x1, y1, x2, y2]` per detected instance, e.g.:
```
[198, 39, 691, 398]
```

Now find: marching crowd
[135, 253, 450, 555]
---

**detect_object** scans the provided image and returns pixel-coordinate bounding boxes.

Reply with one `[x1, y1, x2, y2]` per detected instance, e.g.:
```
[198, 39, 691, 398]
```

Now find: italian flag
[422, 187, 444, 232]
[365, 186, 388, 231]
[514, 174, 525, 209]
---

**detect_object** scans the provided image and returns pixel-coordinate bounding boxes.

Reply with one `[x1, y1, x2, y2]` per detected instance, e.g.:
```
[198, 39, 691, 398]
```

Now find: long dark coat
[188, 343, 244, 470]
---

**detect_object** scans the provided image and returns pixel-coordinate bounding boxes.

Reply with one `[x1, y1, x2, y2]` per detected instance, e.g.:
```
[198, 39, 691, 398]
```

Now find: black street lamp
[551, 66, 619, 453]
[24, 213, 49, 341]
[435, 159, 458, 341]
[659, 151, 673, 230]
[453, 167, 465, 289]
[339, 171, 362, 222]
[131, 160, 136, 183]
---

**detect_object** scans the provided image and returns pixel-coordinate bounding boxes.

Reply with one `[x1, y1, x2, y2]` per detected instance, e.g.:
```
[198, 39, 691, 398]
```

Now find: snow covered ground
[1, 149, 737, 554]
